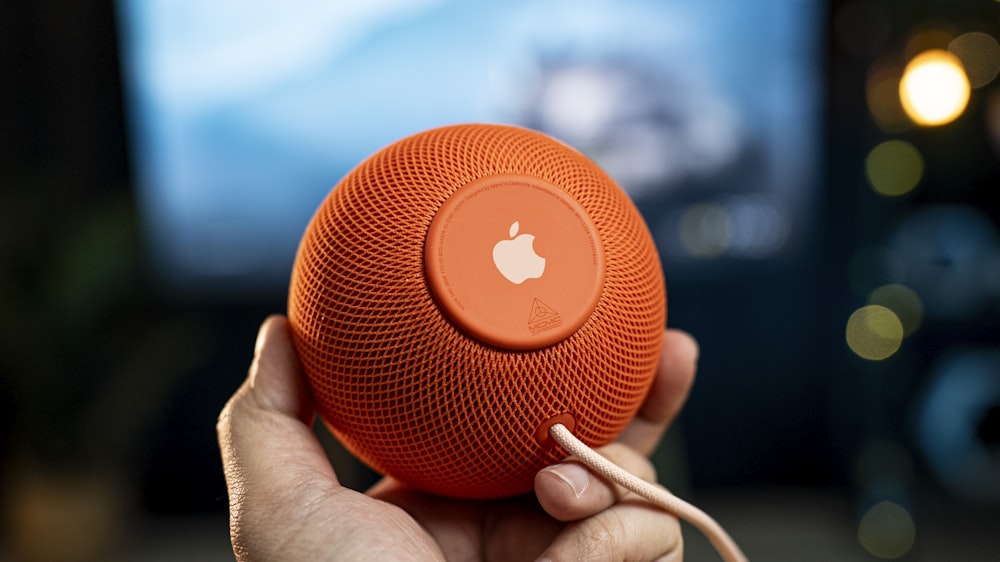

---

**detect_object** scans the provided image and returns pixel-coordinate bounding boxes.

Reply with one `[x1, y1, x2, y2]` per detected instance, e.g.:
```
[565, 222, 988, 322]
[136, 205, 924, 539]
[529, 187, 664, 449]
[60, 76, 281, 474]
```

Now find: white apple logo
[492, 221, 546, 284]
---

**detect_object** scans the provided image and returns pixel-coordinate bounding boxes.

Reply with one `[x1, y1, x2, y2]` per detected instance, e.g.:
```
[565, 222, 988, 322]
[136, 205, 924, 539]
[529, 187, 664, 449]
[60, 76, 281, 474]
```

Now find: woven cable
[548, 423, 748, 562]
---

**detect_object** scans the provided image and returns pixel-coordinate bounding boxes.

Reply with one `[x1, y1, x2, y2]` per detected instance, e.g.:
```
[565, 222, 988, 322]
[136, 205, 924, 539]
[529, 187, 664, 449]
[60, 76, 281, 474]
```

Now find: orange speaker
[288, 124, 665, 499]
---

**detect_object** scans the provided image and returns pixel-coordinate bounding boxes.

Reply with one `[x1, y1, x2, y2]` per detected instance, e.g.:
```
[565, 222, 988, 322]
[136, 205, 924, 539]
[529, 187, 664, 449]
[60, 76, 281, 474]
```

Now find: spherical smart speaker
[288, 124, 665, 499]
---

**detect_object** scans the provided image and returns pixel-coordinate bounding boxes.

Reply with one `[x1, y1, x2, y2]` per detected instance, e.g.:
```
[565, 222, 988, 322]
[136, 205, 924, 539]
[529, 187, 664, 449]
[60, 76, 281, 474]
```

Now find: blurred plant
[0, 183, 210, 472]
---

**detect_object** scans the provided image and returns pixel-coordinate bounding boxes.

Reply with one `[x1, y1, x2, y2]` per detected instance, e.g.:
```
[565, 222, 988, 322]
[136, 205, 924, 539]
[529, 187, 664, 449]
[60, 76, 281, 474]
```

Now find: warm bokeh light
[867, 63, 910, 132]
[846, 305, 904, 360]
[949, 31, 1000, 88]
[899, 49, 971, 126]
[857, 500, 916, 559]
[868, 284, 924, 336]
[865, 140, 923, 196]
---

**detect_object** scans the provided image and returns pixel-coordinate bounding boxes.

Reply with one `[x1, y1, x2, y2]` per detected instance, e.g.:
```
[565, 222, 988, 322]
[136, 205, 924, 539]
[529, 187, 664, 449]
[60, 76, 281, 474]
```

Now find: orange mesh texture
[288, 124, 666, 499]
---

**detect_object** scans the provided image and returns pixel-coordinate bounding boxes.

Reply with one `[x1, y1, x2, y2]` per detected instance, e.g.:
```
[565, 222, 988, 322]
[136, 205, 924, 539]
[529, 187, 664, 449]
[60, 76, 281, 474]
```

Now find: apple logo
[492, 221, 546, 284]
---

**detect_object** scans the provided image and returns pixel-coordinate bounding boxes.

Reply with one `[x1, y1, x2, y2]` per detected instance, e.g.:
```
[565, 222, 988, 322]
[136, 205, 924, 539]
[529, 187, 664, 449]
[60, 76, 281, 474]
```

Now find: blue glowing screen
[117, 0, 823, 294]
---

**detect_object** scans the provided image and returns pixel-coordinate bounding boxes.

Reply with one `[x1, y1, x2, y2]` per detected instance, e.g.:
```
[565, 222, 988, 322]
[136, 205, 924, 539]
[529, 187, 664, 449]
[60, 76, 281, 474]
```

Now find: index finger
[615, 328, 698, 456]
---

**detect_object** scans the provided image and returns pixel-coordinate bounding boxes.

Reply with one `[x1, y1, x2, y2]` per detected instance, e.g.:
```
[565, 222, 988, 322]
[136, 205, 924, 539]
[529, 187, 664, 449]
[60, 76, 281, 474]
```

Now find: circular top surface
[425, 174, 604, 350]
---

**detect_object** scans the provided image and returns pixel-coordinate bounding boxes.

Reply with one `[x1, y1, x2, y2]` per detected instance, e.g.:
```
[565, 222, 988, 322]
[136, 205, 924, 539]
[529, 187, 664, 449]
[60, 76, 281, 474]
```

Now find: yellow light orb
[865, 140, 923, 197]
[846, 305, 903, 361]
[900, 49, 971, 126]
[858, 500, 916, 559]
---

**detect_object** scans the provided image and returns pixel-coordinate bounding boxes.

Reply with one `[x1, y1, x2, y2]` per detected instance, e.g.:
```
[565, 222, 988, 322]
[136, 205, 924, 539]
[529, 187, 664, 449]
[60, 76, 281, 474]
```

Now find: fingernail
[678, 330, 699, 363]
[544, 462, 590, 498]
[248, 318, 273, 388]
[254, 318, 272, 357]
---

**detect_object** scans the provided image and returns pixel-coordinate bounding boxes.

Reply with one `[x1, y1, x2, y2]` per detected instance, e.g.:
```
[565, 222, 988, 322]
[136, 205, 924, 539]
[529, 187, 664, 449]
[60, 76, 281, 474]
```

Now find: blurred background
[1, 0, 998, 560]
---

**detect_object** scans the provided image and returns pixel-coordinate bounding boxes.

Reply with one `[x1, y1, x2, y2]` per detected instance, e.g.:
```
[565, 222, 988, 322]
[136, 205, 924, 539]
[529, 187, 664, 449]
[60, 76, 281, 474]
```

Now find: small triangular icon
[528, 298, 560, 324]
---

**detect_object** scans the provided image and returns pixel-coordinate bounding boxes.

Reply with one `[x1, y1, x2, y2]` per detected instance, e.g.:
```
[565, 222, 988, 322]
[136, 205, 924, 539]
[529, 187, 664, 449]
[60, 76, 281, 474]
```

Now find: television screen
[117, 0, 823, 295]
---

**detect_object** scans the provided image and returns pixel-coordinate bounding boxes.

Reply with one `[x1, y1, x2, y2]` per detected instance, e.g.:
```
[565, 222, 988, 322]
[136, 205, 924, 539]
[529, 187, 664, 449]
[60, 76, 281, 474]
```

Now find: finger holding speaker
[538, 499, 684, 562]
[217, 316, 446, 561]
[535, 442, 658, 522]
[536, 328, 696, 522]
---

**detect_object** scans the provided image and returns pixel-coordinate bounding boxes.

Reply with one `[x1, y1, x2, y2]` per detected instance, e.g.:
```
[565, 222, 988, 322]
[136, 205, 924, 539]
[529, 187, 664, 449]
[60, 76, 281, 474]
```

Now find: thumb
[217, 315, 334, 484]
[244, 314, 313, 423]
[216, 315, 340, 556]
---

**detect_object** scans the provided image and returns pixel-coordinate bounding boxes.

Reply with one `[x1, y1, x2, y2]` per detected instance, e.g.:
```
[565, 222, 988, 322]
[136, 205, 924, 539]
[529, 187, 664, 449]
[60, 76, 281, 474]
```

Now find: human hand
[217, 315, 698, 561]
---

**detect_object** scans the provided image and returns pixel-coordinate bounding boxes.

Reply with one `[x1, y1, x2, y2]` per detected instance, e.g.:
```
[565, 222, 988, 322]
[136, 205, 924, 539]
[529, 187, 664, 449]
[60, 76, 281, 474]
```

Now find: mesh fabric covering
[288, 124, 665, 499]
